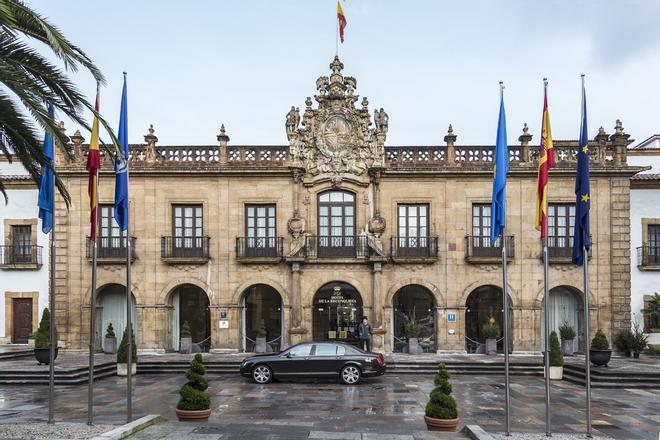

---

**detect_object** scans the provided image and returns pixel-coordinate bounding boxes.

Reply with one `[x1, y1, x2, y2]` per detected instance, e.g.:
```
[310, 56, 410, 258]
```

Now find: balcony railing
[546, 236, 592, 262]
[390, 236, 439, 261]
[465, 235, 515, 262]
[637, 246, 660, 268]
[87, 236, 136, 262]
[0, 245, 43, 268]
[304, 235, 369, 259]
[161, 236, 211, 263]
[236, 236, 284, 262]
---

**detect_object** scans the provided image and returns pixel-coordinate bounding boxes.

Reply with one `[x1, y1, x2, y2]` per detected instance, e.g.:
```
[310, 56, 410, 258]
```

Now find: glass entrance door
[313, 282, 363, 346]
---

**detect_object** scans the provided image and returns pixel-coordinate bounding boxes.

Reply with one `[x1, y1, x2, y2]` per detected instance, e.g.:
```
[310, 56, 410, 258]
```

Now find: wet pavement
[0, 373, 657, 439]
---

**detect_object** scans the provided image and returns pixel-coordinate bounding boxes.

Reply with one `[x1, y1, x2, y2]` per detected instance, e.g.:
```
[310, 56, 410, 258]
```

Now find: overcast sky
[36, 0, 660, 146]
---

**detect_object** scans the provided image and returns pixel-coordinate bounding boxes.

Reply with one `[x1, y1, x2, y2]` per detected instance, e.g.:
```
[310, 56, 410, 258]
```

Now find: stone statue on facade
[374, 108, 388, 135]
[286, 106, 299, 135]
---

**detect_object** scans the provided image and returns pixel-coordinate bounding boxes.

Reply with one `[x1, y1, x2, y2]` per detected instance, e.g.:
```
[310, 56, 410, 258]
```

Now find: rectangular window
[648, 225, 660, 263]
[98, 205, 125, 251]
[547, 204, 576, 249]
[397, 204, 429, 250]
[10, 225, 32, 263]
[245, 204, 276, 250]
[472, 204, 498, 248]
[173, 204, 203, 249]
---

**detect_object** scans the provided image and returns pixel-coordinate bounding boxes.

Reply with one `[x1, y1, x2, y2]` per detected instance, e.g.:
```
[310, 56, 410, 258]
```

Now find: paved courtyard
[0, 373, 658, 439]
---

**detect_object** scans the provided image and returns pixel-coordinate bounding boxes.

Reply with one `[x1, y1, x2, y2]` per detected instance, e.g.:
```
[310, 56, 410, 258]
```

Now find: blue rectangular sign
[447, 313, 456, 323]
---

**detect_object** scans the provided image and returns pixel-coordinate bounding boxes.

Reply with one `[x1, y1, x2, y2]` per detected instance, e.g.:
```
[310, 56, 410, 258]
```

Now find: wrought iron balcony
[637, 246, 660, 269]
[304, 235, 369, 260]
[236, 236, 284, 263]
[465, 235, 515, 263]
[546, 236, 592, 263]
[390, 236, 439, 262]
[87, 236, 136, 263]
[0, 245, 43, 269]
[161, 236, 211, 263]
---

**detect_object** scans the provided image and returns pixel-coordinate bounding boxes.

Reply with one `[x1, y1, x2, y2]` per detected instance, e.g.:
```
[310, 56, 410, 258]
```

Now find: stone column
[290, 262, 302, 329]
[518, 123, 532, 163]
[217, 124, 229, 164]
[444, 124, 457, 165]
[372, 262, 383, 328]
[610, 119, 630, 166]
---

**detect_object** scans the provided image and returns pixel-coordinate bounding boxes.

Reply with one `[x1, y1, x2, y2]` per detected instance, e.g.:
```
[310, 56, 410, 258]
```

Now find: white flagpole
[543, 235, 551, 436]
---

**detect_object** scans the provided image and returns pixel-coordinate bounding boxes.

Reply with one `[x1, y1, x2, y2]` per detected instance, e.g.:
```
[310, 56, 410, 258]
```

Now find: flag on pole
[114, 75, 129, 231]
[87, 86, 101, 241]
[572, 78, 591, 265]
[337, 1, 347, 43]
[38, 103, 55, 234]
[535, 82, 556, 238]
[490, 85, 508, 245]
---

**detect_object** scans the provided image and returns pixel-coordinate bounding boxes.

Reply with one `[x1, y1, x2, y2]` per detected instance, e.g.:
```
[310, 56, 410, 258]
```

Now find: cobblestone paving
[0, 374, 657, 439]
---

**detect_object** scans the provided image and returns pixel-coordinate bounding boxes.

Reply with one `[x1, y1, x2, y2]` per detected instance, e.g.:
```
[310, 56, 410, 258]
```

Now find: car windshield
[286, 344, 312, 357]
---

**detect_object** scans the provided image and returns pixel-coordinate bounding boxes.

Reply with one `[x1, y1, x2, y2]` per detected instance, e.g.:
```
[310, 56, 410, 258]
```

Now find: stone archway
[95, 283, 137, 350]
[168, 284, 210, 352]
[240, 284, 283, 353]
[540, 286, 584, 352]
[465, 285, 513, 353]
[391, 284, 437, 353]
[312, 281, 363, 346]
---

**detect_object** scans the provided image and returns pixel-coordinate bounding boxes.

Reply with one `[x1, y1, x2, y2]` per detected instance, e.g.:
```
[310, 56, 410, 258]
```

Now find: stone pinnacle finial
[598, 126, 605, 135]
[70, 129, 84, 145]
[217, 124, 230, 144]
[144, 124, 158, 145]
[523, 123, 529, 134]
[615, 119, 624, 135]
[444, 124, 457, 144]
[58, 120, 70, 143]
[448, 124, 453, 134]
[330, 56, 344, 74]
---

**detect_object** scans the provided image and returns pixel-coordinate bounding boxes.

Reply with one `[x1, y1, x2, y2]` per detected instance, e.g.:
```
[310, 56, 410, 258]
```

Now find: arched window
[169, 284, 210, 352]
[465, 285, 513, 353]
[392, 285, 436, 353]
[313, 282, 363, 346]
[242, 284, 282, 352]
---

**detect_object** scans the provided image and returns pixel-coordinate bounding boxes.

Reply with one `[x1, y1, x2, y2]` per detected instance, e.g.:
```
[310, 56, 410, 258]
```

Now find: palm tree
[0, 0, 117, 204]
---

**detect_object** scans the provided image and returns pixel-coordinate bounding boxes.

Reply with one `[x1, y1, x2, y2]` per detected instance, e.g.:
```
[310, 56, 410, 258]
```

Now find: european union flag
[490, 88, 508, 245]
[37, 103, 55, 234]
[572, 79, 591, 265]
[114, 75, 129, 231]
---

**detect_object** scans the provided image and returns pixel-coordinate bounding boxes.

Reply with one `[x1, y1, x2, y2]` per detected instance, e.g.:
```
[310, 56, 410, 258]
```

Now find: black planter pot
[624, 350, 631, 358]
[34, 347, 59, 365]
[589, 349, 611, 367]
[633, 352, 640, 359]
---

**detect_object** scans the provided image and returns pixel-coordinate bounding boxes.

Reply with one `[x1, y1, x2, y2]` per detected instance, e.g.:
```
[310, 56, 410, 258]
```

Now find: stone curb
[91, 415, 163, 440]
[461, 425, 495, 440]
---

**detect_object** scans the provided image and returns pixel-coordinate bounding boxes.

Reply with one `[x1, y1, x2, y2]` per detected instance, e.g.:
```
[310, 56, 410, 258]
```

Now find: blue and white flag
[37, 103, 55, 234]
[113, 75, 129, 231]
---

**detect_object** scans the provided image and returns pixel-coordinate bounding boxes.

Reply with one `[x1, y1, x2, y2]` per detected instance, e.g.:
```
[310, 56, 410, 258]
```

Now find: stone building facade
[52, 58, 638, 354]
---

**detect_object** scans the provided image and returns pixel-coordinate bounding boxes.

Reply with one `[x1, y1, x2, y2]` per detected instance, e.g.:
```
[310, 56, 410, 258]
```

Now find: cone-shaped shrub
[117, 324, 137, 364]
[34, 308, 57, 349]
[591, 329, 609, 350]
[105, 323, 116, 339]
[549, 331, 563, 367]
[425, 363, 458, 420]
[177, 353, 210, 411]
[256, 319, 267, 338]
[180, 321, 191, 338]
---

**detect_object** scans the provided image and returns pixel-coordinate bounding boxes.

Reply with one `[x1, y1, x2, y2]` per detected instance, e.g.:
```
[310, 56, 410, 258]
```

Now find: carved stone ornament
[287, 211, 305, 238]
[368, 214, 386, 237]
[287, 57, 387, 184]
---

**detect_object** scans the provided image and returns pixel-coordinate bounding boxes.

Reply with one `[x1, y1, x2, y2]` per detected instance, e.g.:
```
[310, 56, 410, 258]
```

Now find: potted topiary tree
[482, 317, 500, 355]
[558, 321, 576, 357]
[406, 319, 422, 355]
[424, 363, 459, 431]
[176, 353, 211, 421]
[179, 321, 192, 354]
[33, 308, 58, 365]
[630, 319, 649, 359]
[548, 331, 563, 380]
[116, 324, 137, 376]
[614, 328, 633, 357]
[590, 329, 612, 367]
[255, 319, 268, 353]
[103, 322, 117, 354]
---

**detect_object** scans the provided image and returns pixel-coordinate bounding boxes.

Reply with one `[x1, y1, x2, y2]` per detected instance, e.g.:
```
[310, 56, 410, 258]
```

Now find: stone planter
[179, 337, 192, 354]
[561, 339, 574, 357]
[408, 337, 421, 355]
[549, 366, 563, 380]
[103, 337, 117, 354]
[27, 338, 35, 349]
[255, 337, 268, 353]
[424, 415, 459, 432]
[485, 338, 497, 355]
[117, 362, 137, 376]
[34, 347, 58, 365]
[589, 349, 612, 367]
[176, 408, 211, 422]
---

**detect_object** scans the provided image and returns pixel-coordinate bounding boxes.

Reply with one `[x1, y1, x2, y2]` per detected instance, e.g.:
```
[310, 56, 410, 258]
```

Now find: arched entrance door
[313, 282, 363, 346]
[96, 284, 137, 350]
[465, 285, 513, 353]
[169, 284, 210, 352]
[392, 285, 436, 353]
[541, 286, 583, 351]
[242, 284, 283, 352]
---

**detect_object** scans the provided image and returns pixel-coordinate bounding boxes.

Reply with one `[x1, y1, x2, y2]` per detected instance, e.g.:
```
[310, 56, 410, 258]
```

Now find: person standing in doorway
[357, 316, 372, 352]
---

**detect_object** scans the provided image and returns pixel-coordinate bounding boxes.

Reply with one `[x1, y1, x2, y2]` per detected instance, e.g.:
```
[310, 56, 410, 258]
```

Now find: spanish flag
[535, 81, 556, 238]
[86, 85, 101, 242]
[337, 1, 347, 43]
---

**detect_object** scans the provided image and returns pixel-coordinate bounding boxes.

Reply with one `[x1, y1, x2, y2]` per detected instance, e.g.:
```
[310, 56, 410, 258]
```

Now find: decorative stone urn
[407, 338, 421, 355]
[103, 337, 117, 354]
[485, 339, 497, 355]
[117, 362, 136, 377]
[255, 337, 268, 353]
[179, 337, 192, 354]
[589, 349, 612, 367]
[561, 339, 574, 357]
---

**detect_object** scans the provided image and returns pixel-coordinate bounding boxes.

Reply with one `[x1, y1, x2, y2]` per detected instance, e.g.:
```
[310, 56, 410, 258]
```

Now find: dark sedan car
[240, 342, 386, 385]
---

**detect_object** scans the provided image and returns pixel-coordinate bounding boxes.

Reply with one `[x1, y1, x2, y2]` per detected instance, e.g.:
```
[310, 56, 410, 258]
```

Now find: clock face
[322, 115, 352, 155]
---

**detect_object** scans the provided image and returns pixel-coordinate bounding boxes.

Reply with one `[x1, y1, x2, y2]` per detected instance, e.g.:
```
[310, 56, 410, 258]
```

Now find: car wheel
[340, 365, 361, 385]
[252, 364, 272, 384]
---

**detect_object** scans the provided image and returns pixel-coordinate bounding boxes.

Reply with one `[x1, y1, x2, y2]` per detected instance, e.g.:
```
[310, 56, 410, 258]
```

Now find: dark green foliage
[256, 319, 267, 338]
[405, 320, 421, 338]
[614, 329, 633, 352]
[549, 331, 563, 367]
[630, 321, 649, 353]
[591, 329, 609, 350]
[105, 322, 115, 339]
[558, 322, 576, 340]
[34, 308, 57, 349]
[482, 320, 501, 340]
[180, 321, 191, 338]
[177, 353, 210, 411]
[116, 325, 137, 364]
[425, 363, 458, 420]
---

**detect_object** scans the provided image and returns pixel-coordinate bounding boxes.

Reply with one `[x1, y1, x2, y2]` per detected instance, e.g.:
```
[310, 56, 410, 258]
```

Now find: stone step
[0, 363, 116, 385]
[0, 350, 33, 361]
